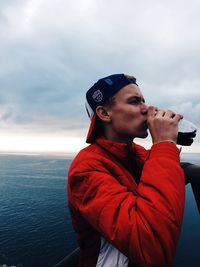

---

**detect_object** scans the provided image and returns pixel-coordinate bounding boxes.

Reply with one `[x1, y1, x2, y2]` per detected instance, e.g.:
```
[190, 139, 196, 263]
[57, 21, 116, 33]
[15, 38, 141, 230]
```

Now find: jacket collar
[95, 136, 142, 165]
[95, 136, 146, 186]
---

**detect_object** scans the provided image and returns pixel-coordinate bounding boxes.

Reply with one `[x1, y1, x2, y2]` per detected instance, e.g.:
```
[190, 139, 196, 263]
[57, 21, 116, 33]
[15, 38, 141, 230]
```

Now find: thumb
[147, 106, 158, 119]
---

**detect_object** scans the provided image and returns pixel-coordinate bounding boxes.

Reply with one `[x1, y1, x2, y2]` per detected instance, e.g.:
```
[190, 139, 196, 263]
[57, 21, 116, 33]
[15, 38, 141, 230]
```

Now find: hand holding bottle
[147, 106, 197, 146]
[147, 106, 183, 144]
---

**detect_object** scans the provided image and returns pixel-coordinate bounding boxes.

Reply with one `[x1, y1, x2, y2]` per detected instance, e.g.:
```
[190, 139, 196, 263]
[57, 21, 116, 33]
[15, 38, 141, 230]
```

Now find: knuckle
[154, 117, 162, 123]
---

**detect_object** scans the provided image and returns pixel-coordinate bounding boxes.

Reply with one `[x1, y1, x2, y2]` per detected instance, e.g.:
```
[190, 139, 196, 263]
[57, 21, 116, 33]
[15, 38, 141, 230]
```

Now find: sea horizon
[0, 150, 199, 159]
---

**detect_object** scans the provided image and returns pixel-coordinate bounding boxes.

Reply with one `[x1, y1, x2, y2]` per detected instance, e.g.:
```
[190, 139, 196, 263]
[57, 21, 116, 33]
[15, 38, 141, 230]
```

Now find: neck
[103, 127, 134, 144]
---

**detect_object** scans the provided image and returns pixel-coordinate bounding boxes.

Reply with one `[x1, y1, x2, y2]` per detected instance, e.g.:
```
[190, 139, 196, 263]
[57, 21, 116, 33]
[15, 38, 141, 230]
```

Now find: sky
[0, 0, 200, 153]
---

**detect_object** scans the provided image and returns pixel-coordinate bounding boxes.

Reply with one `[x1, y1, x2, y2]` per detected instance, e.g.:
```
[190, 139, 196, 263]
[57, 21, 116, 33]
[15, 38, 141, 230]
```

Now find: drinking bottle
[177, 119, 197, 146]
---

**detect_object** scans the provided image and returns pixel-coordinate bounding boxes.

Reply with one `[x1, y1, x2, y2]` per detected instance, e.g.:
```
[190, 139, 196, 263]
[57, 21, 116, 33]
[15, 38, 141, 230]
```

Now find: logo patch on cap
[104, 78, 113, 85]
[92, 89, 103, 102]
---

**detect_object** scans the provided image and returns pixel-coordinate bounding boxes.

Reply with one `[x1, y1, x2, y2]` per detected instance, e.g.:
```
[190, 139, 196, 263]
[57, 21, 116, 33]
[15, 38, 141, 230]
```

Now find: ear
[96, 106, 111, 122]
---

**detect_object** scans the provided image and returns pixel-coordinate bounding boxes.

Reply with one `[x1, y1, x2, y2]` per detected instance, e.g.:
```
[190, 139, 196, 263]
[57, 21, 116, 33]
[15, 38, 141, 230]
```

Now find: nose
[141, 102, 148, 115]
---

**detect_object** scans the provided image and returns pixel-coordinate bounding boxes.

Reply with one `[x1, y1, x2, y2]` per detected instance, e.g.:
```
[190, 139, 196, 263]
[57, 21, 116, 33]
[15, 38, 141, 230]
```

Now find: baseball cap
[85, 73, 138, 143]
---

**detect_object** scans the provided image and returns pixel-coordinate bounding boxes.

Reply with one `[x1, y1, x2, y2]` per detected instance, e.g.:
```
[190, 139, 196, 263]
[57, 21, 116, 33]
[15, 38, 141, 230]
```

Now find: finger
[173, 113, 183, 122]
[156, 109, 166, 117]
[147, 106, 158, 118]
[164, 110, 176, 119]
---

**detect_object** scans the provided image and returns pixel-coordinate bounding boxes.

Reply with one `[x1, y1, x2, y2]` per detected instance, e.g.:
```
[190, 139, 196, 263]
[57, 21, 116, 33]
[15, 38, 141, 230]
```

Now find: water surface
[0, 153, 199, 267]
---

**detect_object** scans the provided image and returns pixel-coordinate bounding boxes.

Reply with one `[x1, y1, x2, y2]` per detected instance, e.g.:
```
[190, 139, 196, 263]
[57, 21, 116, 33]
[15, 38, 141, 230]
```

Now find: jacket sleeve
[68, 142, 185, 267]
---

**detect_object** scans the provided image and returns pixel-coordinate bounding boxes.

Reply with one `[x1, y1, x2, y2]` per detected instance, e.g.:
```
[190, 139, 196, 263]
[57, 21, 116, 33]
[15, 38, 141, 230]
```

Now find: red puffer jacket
[67, 137, 185, 267]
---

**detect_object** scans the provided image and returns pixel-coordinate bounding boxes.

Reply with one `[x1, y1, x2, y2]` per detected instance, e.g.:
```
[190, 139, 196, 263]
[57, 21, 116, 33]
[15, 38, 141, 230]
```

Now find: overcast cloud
[0, 0, 200, 147]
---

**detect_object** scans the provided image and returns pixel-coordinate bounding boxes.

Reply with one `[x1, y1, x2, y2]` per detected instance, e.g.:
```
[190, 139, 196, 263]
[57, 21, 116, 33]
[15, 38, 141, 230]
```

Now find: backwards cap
[85, 73, 137, 143]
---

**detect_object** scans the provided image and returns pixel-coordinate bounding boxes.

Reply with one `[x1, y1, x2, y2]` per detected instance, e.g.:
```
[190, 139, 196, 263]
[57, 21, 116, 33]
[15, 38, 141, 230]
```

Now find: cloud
[0, 0, 199, 148]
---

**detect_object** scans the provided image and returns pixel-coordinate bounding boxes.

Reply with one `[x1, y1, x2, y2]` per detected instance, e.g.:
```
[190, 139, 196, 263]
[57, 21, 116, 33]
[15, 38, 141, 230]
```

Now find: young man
[67, 74, 185, 267]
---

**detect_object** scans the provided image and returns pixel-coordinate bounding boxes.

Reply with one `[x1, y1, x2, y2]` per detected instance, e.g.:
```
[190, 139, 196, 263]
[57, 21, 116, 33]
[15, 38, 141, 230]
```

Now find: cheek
[111, 107, 139, 126]
[119, 107, 139, 122]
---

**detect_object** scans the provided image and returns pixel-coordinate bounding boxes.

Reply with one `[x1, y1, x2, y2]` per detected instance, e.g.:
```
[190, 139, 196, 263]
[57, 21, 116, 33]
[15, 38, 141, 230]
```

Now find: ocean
[0, 153, 199, 267]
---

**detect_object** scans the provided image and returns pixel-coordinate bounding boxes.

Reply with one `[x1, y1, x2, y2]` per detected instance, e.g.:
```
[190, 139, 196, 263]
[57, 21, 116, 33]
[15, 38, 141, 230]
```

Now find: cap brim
[86, 113, 98, 143]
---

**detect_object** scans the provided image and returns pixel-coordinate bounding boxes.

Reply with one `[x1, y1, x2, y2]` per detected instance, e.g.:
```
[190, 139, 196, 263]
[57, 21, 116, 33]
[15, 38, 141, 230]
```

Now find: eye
[130, 99, 139, 104]
[129, 97, 142, 105]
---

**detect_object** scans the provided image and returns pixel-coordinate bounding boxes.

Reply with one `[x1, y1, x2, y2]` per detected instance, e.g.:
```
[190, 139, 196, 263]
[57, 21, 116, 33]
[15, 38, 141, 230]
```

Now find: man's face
[107, 83, 148, 142]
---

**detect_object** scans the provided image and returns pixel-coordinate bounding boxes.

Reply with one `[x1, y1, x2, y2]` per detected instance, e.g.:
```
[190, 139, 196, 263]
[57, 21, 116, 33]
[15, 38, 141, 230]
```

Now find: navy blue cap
[86, 74, 137, 116]
[85, 73, 138, 143]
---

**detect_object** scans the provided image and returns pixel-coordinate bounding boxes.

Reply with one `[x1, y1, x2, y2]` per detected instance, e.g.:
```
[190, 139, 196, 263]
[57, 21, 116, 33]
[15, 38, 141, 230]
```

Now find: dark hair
[103, 95, 115, 108]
